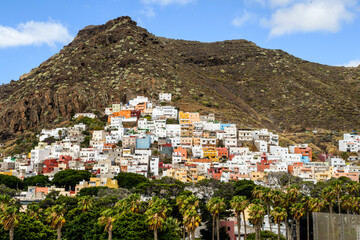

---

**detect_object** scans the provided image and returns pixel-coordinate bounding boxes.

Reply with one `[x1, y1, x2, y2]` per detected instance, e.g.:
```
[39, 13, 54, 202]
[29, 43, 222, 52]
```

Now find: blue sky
[1, 0, 360, 84]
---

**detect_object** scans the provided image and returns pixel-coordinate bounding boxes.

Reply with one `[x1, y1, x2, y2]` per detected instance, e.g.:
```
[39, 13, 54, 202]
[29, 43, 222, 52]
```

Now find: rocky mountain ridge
[1, 16, 360, 141]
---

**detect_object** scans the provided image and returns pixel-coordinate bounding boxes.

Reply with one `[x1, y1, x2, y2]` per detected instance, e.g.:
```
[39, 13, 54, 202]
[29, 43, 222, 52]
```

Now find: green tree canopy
[77, 186, 108, 197]
[114, 172, 148, 190]
[0, 174, 24, 190]
[233, 179, 256, 199]
[52, 169, 92, 191]
[23, 175, 50, 189]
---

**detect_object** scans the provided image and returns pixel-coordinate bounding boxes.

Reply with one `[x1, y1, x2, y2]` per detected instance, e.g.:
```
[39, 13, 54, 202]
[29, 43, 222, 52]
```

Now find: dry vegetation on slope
[1, 16, 360, 143]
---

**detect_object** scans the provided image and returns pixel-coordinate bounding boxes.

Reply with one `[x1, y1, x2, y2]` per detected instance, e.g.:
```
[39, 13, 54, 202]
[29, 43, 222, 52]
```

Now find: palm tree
[176, 194, 188, 240]
[271, 189, 284, 208]
[183, 208, 201, 240]
[0, 195, 16, 212]
[46, 205, 66, 240]
[231, 196, 249, 240]
[0, 205, 20, 240]
[271, 207, 287, 240]
[145, 197, 171, 240]
[301, 196, 312, 240]
[177, 194, 200, 240]
[332, 183, 342, 214]
[322, 187, 336, 213]
[78, 196, 93, 212]
[286, 185, 300, 204]
[340, 195, 352, 215]
[99, 209, 115, 240]
[262, 188, 273, 232]
[162, 217, 182, 238]
[351, 197, 360, 214]
[346, 182, 359, 197]
[308, 198, 323, 213]
[26, 204, 43, 220]
[126, 193, 142, 213]
[207, 197, 226, 240]
[290, 203, 305, 240]
[248, 203, 266, 240]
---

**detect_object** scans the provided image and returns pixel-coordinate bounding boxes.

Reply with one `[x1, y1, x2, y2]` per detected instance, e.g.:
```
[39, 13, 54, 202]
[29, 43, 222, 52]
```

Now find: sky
[1, 0, 360, 84]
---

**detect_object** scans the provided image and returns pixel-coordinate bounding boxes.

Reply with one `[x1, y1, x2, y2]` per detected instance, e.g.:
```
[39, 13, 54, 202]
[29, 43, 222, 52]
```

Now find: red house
[43, 159, 58, 174]
[257, 154, 270, 172]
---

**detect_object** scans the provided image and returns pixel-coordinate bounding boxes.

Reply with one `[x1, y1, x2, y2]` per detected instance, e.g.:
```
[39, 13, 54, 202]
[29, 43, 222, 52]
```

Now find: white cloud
[267, 0, 355, 36]
[140, 6, 156, 17]
[0, 20, 73, 48]
[269, 0, 293, 7]
[343, 59, 360, 67]
[232, 12, 253, 27]
[141, 0, 195, 6]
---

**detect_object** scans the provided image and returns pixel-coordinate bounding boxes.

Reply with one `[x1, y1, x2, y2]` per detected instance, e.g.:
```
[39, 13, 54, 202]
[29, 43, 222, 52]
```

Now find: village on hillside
[0, 93, 359, 200]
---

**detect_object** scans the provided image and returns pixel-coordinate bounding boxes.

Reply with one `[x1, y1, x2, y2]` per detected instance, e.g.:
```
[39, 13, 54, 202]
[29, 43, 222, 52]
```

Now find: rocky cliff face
[1, 16, 360, 139]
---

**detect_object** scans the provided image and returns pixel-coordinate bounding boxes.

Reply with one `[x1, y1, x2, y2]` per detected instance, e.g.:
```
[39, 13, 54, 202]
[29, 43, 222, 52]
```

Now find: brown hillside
[1, 16, 360, 140]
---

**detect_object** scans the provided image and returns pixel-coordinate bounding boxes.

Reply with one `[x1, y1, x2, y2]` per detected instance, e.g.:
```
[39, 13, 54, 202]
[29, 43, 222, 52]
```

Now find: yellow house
[180, 124, 194, 137]
[203, 147, 219, 162]
[179, 111, 200, 124]
[315, 171, 332, 181]
[0, 170, 13, 176]
[86, 177, 119, 188]
[250, 171, 266, 181]
[165, 168, 205, 183]
[180, 137, 193, 146]
[192, 137, 201, 146]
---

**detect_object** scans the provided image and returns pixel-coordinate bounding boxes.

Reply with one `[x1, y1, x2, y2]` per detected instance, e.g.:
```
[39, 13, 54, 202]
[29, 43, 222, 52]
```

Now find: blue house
[136, 136, 151, 149]
[300, 156, 310, 163]
[220, 123, 231, 131]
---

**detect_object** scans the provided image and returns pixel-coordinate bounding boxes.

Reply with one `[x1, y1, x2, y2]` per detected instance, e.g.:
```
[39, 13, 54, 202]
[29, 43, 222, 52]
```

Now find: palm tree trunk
[237, 214, 241, 240]
[192, 230, 195, 240]
[217, 215, 220, 240]
[347, 209, 350, 215]
[57, 226, 62, 240]
[108, 230, 112, 240]
[9, 225, 14, 240]
[267, 204, 272, 232]
[338, 195, 341, 214]
[285, 216, 289, 240]
[212, 216, 215, 240]
[306, 211, 310, 240]
[296, 220, 300, 240]
[243, 211, 247, 240]
[255, 224, 259, 240]
[154, 229, 158, 240]
[278, 223, 280, 240]
[183, 226, 186, 240]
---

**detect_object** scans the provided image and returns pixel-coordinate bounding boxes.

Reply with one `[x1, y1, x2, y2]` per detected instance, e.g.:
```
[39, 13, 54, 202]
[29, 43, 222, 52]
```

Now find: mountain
[1, 16, 360, 140]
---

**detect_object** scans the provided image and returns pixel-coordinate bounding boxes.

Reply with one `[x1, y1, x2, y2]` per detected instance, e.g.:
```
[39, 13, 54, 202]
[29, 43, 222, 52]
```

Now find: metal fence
[313, 212, 360, 240]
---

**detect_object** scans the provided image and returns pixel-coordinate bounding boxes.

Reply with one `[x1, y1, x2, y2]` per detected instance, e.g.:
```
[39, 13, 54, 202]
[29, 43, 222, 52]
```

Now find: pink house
[220, 220, 236, 240]
[333, 172, 359, 182]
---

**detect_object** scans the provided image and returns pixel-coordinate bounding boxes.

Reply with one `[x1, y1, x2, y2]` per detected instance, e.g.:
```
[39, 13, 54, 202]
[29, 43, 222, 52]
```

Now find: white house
[159, 93, 172, 102]
[74, 113, 96, 119]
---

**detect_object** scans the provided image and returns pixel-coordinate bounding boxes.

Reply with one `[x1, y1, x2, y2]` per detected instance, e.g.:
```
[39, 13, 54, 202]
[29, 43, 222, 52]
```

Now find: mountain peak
[1, 16, 360, 137]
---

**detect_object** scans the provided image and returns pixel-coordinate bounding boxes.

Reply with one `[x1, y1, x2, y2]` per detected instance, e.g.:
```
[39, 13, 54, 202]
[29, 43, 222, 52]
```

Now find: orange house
[135, 102, 147, 113]
[108, 110, 132, 122]
[174, 147, 187, 158]
[216, 147, 229, 159]
[288, 162, 303, 175]
[294, 146, 312, 161]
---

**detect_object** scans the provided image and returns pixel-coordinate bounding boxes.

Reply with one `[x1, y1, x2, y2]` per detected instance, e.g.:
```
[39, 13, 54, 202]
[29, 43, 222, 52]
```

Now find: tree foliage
[114, 172, 148, 190]
[52, 169, 92, 191]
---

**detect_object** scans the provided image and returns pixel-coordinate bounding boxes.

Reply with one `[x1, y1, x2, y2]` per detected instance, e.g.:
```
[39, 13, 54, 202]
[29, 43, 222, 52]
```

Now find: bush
[0, 174, 24, 190]
[114, 172, 148, 190]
